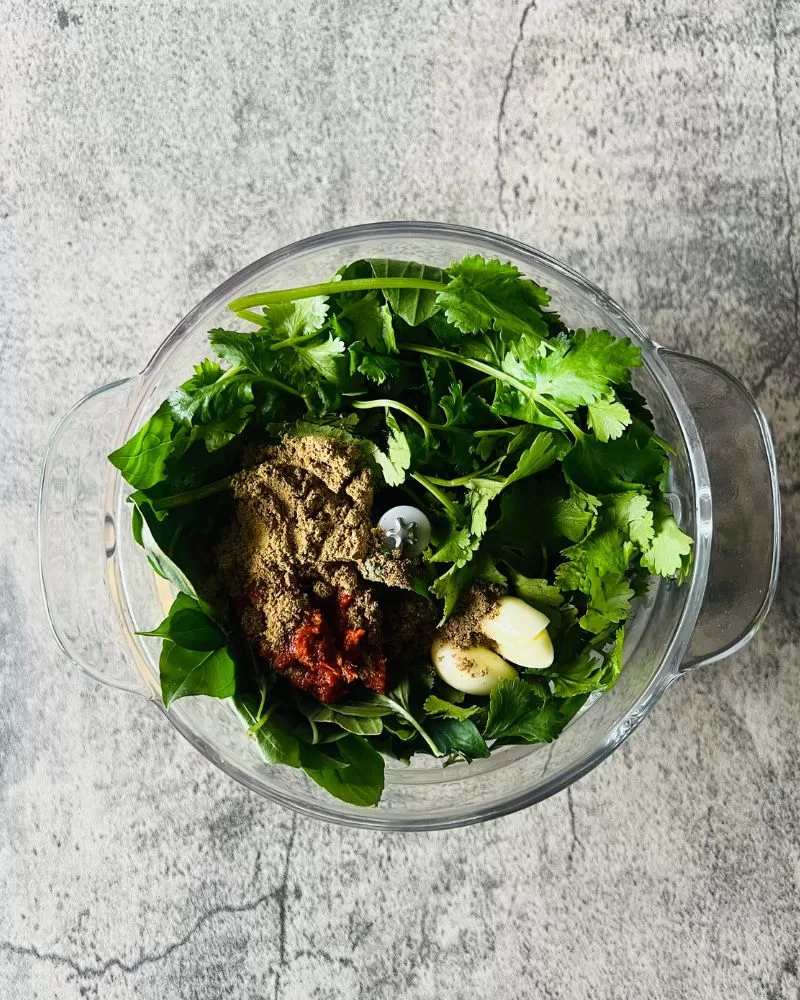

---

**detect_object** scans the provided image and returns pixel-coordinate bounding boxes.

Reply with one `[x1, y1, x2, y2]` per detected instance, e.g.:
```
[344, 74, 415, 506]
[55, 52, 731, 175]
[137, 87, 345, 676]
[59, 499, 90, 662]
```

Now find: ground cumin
[437, 584, 505, 651]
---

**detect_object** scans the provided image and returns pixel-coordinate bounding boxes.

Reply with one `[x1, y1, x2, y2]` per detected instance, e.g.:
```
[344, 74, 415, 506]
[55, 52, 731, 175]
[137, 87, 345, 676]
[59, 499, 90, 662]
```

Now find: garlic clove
[480, 596, 550, 646]
[431, 640, 517, 696]
[494, 629, 555, 670]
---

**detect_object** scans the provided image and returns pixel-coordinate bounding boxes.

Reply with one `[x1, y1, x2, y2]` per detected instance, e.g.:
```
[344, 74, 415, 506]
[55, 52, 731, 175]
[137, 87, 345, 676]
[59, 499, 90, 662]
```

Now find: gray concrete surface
[1, 1, 799, 998]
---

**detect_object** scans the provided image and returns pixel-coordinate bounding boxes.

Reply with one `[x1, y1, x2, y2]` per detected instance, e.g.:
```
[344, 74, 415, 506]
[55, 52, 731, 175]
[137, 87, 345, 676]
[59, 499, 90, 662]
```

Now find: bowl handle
[38, 379, 152, 697]
[659, 351, 781, 670]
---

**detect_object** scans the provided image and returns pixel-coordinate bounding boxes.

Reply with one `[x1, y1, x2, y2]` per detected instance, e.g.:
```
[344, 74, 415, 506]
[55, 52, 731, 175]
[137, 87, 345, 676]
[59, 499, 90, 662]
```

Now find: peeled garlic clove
[494, 630, 555, 670]
[431, 640, 517, 696]
[480, 596, 550, 645]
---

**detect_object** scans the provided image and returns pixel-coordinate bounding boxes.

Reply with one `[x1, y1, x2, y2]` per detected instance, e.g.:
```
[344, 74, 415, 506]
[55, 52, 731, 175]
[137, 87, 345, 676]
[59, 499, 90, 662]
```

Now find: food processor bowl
[38, 222, 780, 830]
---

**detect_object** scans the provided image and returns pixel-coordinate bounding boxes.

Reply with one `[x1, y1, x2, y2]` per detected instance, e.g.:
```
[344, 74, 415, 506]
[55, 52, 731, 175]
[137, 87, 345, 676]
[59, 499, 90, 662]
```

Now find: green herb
[109, 252, 693, 808]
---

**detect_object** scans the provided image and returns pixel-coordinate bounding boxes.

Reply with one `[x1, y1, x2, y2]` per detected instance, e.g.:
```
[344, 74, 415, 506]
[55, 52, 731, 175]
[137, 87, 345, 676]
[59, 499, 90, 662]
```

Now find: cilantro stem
[425, 461, 502, 487]
[352, 398, 433, 443]
[152, 475, 233, 510]
[473, 426, 516, 437]
[269, 330, 326, 351]
[410, 472, 461, 523]
[235, 308, 269, 326]
[403, 344, 585, 440]
[229, 277, 447, 312]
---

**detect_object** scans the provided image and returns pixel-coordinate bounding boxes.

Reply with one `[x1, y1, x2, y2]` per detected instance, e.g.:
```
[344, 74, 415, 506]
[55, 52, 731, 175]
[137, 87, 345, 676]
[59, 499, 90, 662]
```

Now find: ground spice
[437, 584, 505, 651]
[377, 590, 438, 668]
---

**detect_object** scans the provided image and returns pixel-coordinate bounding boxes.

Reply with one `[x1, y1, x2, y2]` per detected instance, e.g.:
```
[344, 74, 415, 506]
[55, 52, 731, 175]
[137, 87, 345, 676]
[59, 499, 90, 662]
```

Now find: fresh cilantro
[642, 500, 693, 578]
[437, 256, 550, 341]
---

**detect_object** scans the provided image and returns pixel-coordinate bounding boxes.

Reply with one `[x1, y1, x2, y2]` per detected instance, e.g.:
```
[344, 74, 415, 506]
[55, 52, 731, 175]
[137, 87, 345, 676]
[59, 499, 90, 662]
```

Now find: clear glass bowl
[38, 222, 781, 830]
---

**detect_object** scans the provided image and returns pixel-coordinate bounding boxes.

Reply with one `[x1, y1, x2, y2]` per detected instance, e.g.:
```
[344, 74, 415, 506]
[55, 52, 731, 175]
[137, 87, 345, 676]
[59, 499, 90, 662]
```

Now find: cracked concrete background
[1, 1, 799, 998]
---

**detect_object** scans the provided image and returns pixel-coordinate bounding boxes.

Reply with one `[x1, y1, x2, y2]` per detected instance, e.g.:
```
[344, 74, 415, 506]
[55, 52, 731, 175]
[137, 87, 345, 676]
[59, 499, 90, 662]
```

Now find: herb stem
[425, 461, 501, 487]
[229, 277, 447, 313]
[380, 696, 442, 757]
[403, 344, 585, 440]
[473, 426, 516, 438]
[234, 308, 269, 326]
[152, 476, 233, 511]
[248, 701, 278, 736]
[352, 398, 433, 443]
[465, 376, 495, 396]
[410, 472, 461, 523]
[269, 330, 326, 351]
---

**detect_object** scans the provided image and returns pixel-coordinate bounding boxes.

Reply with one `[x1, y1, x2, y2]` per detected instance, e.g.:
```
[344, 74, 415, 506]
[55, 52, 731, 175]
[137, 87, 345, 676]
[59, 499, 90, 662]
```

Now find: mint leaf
[138, 599, 224, 651]
[426, 717, 490, 761]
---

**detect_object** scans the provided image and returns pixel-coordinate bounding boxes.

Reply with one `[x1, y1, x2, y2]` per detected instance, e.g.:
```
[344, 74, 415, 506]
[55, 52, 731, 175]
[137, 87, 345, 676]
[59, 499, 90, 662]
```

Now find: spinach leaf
[160, 633, 236, 709]
[138, 598, 225, 651]
[368, 259, 446, 326]
[108, 404, 177, 490]
[304, 735, 385, 807]
[426, 717, 490, 761]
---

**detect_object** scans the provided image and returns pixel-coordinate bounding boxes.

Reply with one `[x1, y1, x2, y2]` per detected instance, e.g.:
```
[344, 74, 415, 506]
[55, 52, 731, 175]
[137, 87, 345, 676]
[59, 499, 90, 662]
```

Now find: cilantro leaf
[641, 500, 693, 578]
[602, 491, 654, 549]
[437, 256, 549, 340]
[166, 362, 256, 451]
[547, 627, 625, 696]
[423, 695, 482, 721]
[555, 529, 635, 633]
[483, 678, 569, 744]
[501, 328, 641, 410]
[563, 429, 667, 495]
[506, 569, 563, 608]
[367, 410, 411, 486]
[263, 296, 329, 337]
[337, 292, 398, 354]
[587, 394, 633, 441]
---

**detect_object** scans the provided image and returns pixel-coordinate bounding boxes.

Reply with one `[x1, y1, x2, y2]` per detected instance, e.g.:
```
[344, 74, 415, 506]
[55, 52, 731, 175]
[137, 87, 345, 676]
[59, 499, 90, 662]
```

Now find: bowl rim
[114, 220, 712, 830]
